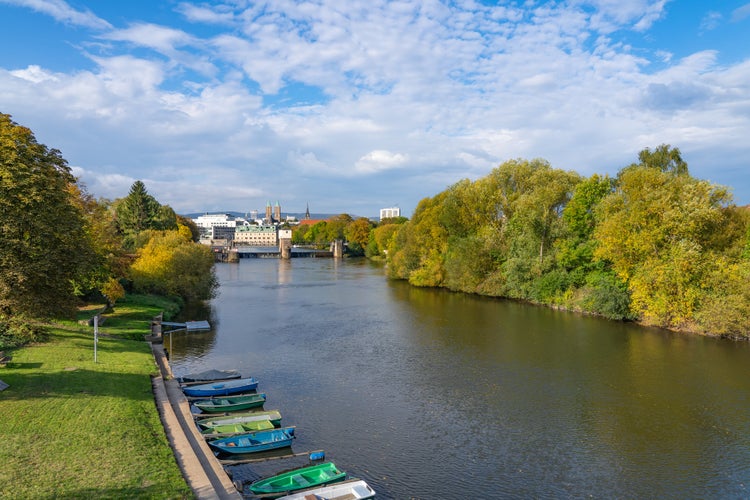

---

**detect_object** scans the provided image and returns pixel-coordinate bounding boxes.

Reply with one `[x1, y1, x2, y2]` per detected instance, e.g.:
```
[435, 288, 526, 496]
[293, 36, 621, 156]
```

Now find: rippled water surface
[167, 258, 750, 499]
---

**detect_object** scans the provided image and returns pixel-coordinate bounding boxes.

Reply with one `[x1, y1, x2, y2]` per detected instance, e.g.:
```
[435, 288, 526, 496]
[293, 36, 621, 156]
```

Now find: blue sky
[1, 0, 749, 217]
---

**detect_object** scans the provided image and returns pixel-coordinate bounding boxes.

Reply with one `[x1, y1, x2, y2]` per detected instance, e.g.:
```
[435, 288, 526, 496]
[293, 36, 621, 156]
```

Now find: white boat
[277, 478, 376, 500]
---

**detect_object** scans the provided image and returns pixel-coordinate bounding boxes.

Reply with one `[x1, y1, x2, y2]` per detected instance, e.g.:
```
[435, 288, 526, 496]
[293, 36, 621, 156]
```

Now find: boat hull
[277, 479, 376, 500]
[208, 427, 295, 455]
[182, 377, 259, 397]
[200, 420, 275, 436]
[193, 393, 266, 413]
[249, 462, 346, 495]
[196, 409, 282, 428]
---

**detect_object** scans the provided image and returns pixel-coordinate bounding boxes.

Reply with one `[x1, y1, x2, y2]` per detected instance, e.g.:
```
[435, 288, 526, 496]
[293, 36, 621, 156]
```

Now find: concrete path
[150, 341, 243, 500]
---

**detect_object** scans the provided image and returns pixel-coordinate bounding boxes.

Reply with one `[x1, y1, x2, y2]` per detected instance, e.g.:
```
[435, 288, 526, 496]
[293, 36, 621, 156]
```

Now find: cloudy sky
[1, 0, 749, 217]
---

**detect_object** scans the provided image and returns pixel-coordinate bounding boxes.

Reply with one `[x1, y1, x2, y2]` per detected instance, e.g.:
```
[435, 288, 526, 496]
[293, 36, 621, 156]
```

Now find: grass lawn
[0, 295, 192, 499]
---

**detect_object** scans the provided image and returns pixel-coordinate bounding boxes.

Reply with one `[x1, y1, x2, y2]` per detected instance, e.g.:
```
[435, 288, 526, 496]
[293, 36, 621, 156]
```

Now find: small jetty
[161, 320, 211, 332]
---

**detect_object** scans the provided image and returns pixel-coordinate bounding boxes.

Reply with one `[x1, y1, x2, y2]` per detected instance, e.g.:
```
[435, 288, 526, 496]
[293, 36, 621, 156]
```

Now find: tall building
[380, 207, 400, 220]
[265, 201, 272, 224]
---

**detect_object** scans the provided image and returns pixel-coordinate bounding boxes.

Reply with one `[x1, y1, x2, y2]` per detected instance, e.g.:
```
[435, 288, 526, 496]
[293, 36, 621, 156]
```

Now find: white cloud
[700, 11, 723, 33]
[176, 3, 235, 25]
[731, 3, 750, 22]
[355, 150, 409, 175]
[0, 0, 111, 29]
[9, 64, 58, 83]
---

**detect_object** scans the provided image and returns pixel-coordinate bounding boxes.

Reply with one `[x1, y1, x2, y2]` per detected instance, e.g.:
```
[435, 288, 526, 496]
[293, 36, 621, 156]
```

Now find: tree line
[382, 146, 750, 339]
[0, 113, 217, 348]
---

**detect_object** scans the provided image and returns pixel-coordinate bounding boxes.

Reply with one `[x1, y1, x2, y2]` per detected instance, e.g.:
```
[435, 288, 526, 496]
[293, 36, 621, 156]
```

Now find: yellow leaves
[129, 230, 217, 301]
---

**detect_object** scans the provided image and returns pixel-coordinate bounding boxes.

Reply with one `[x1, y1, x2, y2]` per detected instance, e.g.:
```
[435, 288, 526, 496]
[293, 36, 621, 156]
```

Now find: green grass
[0, 295, 192, 499]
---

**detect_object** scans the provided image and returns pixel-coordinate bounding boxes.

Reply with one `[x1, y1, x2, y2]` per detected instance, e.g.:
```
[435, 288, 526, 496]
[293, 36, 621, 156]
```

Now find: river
[166, 258, 750, 499]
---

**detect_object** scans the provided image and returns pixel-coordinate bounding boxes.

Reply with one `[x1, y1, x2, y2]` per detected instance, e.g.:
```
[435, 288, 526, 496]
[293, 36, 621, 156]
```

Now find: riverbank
[0, 295, 192, 498]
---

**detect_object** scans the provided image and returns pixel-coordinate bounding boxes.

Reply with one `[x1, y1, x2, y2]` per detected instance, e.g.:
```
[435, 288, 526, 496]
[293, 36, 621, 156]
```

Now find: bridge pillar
[332, 239, 344, 258]
[279, 238, 292, 259]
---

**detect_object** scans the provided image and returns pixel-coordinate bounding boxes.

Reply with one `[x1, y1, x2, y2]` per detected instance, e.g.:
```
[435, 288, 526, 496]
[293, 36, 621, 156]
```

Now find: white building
[380, 207, 401, 220]
[235, 225, 278, 246]
[193, 213, 247, 243]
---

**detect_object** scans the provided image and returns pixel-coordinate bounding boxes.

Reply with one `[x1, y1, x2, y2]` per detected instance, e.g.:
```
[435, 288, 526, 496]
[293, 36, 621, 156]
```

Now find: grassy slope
[0, 295, 192, 499]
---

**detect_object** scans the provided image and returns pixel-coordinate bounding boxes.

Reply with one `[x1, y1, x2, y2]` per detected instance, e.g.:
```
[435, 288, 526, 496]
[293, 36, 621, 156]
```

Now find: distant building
[235, 225, 278, 246]
[380, 207, 400, 220]
[193, 213, 245, 243]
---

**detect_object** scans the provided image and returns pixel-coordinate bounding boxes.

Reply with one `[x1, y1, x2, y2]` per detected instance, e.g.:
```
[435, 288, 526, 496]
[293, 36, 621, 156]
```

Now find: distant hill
[182, 211, 356, 220]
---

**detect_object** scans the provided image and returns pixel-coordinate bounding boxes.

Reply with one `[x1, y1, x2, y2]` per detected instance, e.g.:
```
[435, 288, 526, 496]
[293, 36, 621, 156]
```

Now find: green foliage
[694, 259, 750, 339]
[444, 226, 502, 293]
[386, 193, 449, 286]
[636, 143, 688, 175]
[594, 159, 733, 329]
[115, 181, 178, 249]
[129, 230, 218, 302]
[0, 113, 97, 319]
[579, 270, 634, 320]
[177, 214, 201, 242]
[0, 317, 48, 349]
[367, 219, 406, 258]
[101, 277, 126, 306]
[344, 217, 374, 256]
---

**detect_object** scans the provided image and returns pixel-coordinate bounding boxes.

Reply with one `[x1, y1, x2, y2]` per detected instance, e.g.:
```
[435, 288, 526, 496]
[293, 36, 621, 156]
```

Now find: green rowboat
[196, 409, 282, 428]
[193, 393, 266, 413]
[201, 419, 275, 437]
[249, 462, 346, 495]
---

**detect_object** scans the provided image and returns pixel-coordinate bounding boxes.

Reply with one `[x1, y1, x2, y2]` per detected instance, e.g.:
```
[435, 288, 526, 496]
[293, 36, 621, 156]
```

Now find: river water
[166, 258, 750, 499]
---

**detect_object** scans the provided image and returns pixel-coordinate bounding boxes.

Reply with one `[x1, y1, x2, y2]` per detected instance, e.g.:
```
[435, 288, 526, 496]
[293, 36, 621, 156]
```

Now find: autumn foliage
[387, 149, 750, 339]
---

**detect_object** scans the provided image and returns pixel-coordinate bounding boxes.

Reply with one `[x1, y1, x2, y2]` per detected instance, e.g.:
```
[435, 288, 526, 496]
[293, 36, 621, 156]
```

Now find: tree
[0, 113, 96, 319]
[115, 181, 159, 234]
[344, 217, 374, 255]
[594, 159, 733, 329]
[129, 230, 217, 302]
[620, 144, 688, 178]
[115, 181, 177, 248]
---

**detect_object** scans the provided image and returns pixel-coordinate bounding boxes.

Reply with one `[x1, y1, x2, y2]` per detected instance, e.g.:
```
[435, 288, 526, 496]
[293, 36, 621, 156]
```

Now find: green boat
[193, 393, 266, 413]
[249, 462, 346, 496]
[201, 419, 275, 437]
[196, 409, 282, 428]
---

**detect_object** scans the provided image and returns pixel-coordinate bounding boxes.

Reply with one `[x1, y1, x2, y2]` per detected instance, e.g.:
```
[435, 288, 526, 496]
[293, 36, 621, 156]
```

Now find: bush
[580, 271, 635, 320]
[0, 318, 48, 349]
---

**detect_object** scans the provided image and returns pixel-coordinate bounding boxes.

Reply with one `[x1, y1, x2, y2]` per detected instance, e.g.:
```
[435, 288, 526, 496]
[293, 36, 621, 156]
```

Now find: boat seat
[295, 477, 311, 487]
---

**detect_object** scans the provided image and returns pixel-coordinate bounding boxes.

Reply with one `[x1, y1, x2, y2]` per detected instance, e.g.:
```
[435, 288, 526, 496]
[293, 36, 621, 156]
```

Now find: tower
[265, 201, 272, 225]
[305, 203, 311, 220]
[274, 201, 281, 223]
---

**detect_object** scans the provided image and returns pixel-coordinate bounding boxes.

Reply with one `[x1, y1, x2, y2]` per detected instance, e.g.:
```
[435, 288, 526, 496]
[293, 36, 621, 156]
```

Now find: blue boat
[207, 427, 296, 454]
[182, 377, 259, 397]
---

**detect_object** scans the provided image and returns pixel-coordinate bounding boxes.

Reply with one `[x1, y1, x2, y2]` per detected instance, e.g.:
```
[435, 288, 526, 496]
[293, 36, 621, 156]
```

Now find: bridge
[212, 240, 343, 261]
[235, 246, 333, 258]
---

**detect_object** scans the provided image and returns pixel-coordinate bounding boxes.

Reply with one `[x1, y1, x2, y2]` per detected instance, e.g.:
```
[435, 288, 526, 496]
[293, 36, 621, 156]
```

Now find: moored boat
[249, 462, 346, 496]
[193, 393, 266, 413]
[207, 427, 296, 454]
[276, 478, 376, 500]
[178, 369, 241, 383]
[196, 409, 282, 428]
[200, 419, 275, 437]
[182, 377, 258, 397]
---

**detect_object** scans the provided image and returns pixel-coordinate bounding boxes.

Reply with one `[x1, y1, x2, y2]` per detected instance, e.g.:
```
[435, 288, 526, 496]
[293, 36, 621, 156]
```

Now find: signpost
[93, 314, 98, 363]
